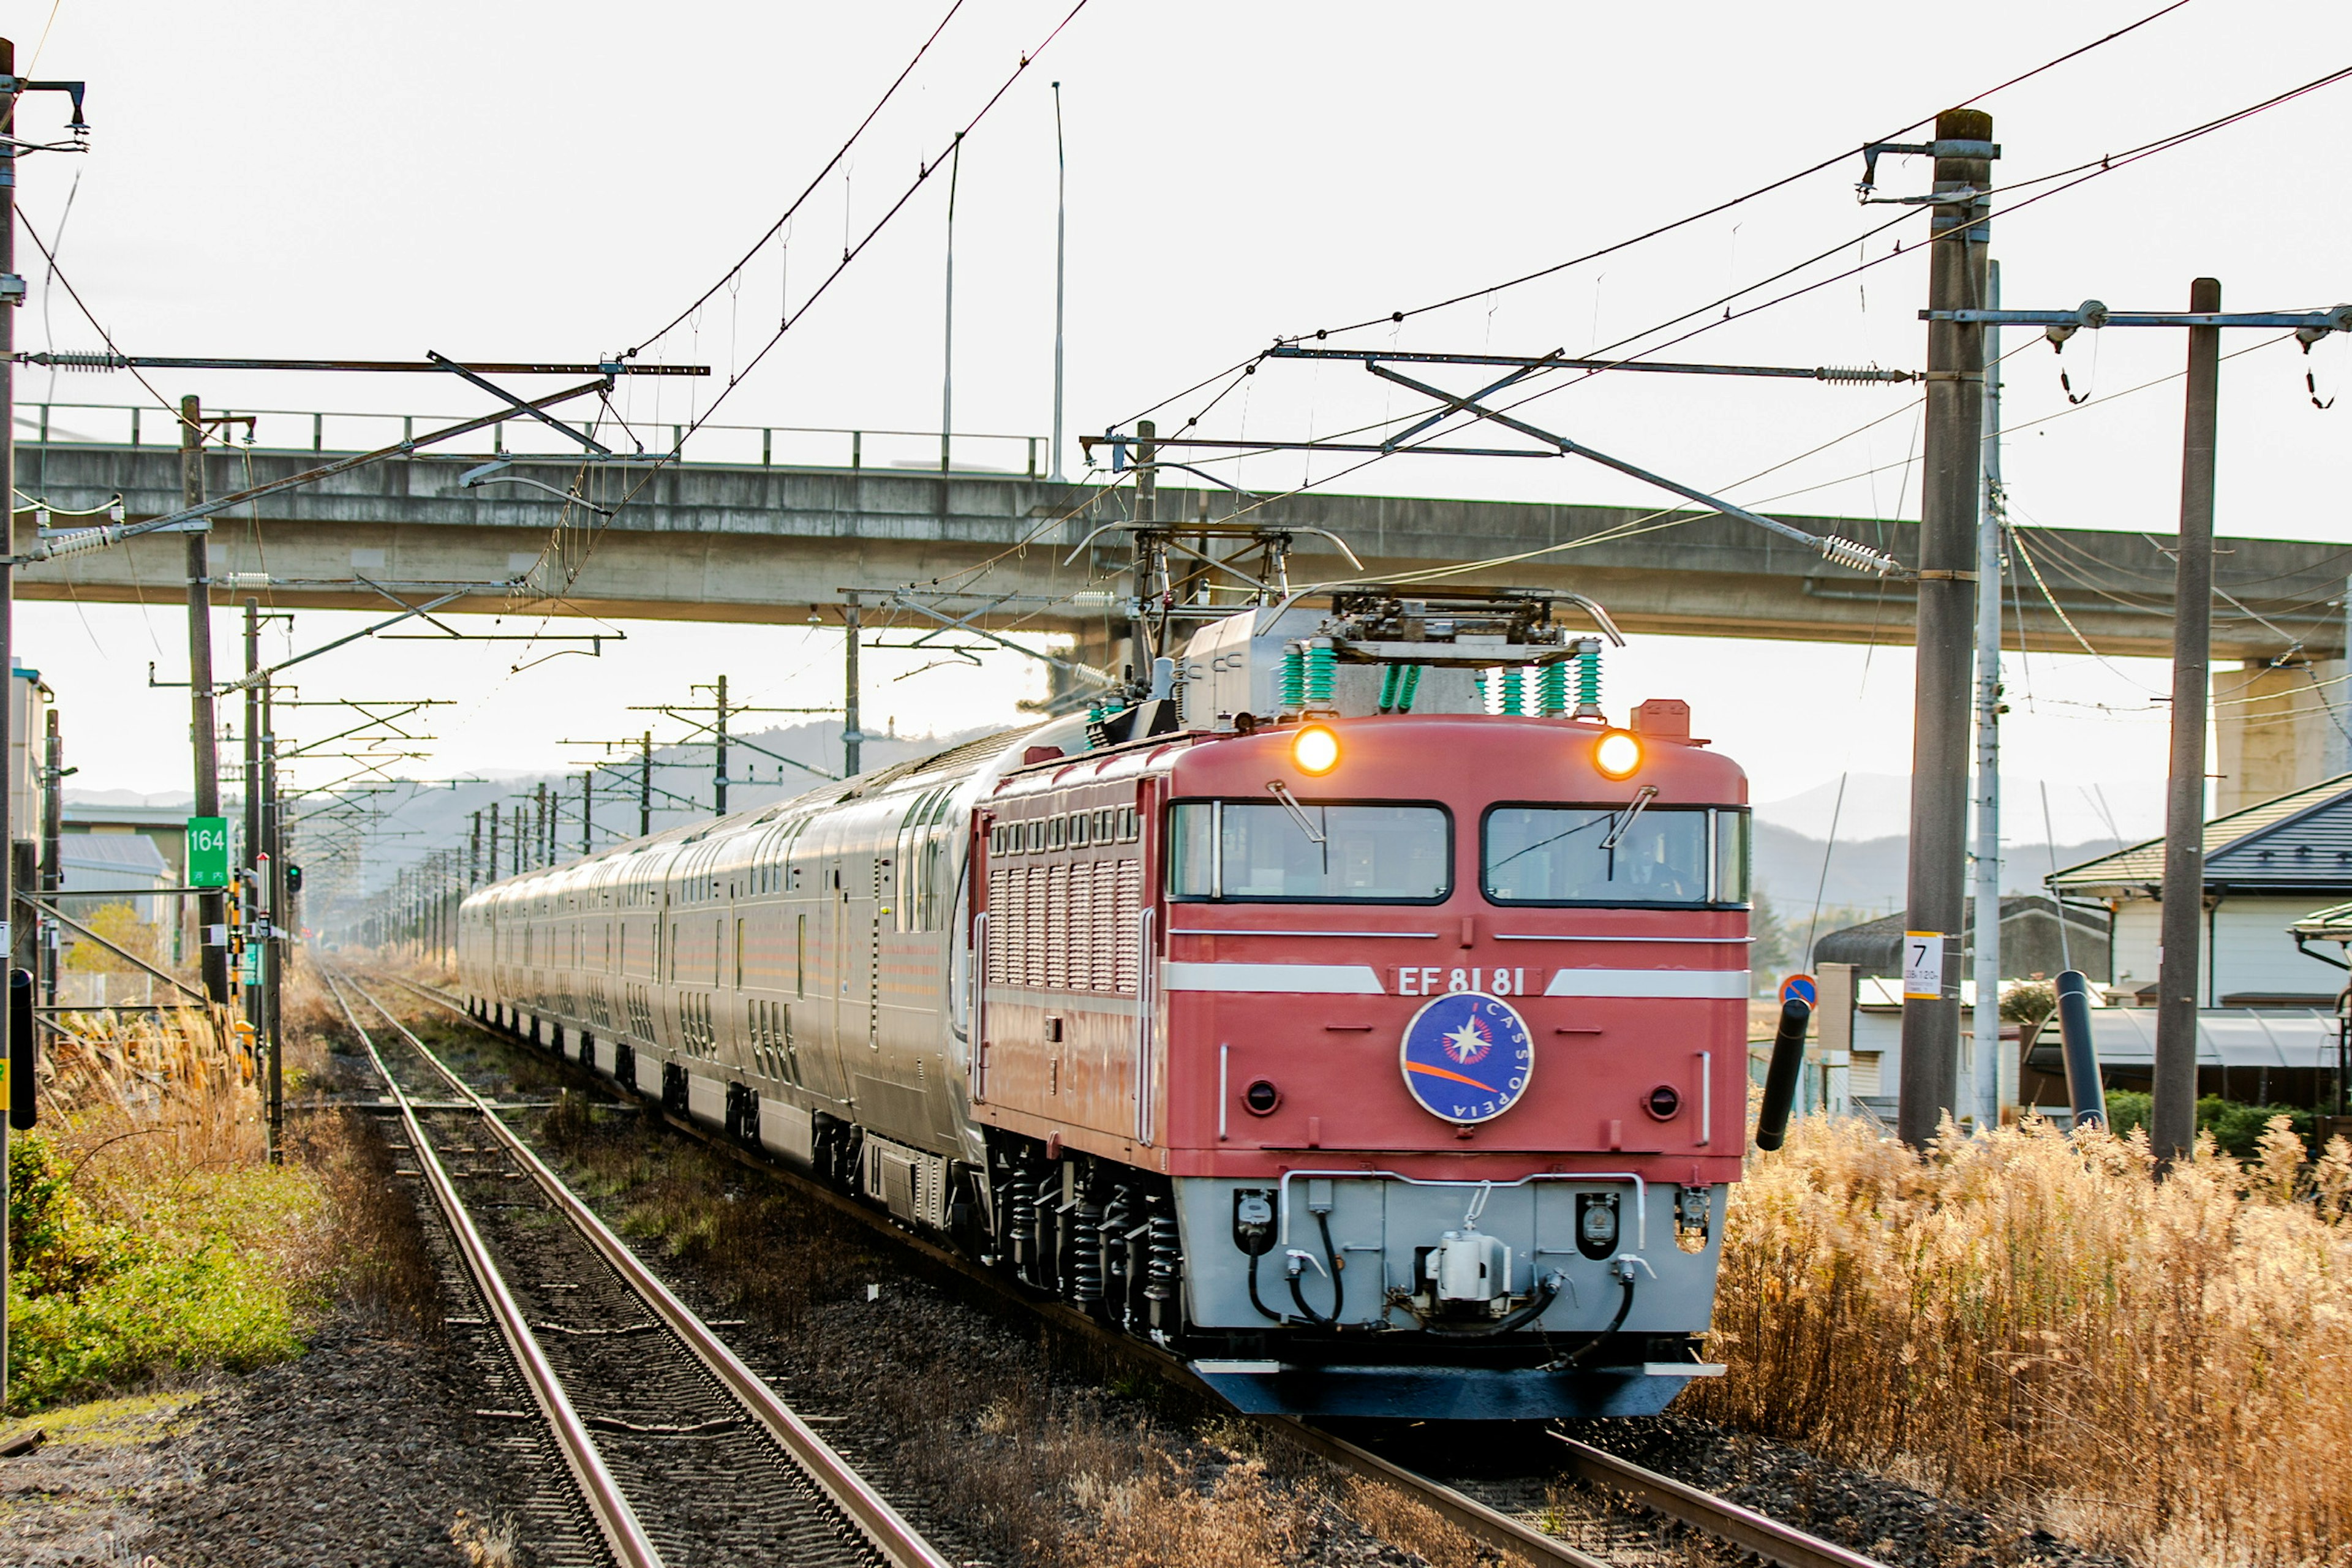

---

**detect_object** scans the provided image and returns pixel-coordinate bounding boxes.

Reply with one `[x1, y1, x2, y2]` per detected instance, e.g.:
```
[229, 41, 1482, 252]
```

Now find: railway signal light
[1291, 724, 1340, 776]
[1594, 729, 1642, 779]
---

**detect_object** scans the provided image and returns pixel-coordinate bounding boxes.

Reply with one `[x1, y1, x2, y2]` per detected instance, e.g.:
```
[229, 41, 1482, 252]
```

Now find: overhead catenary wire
[1098, 55, 2352, 575]
[1112, 0, 2209, 433]
[627, 0, 968, 356]
[554, 0, 1098, 601]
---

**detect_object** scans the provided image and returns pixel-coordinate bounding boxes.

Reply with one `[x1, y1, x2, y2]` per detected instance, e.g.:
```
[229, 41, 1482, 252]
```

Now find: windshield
[1482, 804, 1747, 907]
[1168, 801, 1450, 902]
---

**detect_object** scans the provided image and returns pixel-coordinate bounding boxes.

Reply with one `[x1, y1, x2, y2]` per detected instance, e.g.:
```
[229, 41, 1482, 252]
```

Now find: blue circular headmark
[1398, 991, 1536, 1124]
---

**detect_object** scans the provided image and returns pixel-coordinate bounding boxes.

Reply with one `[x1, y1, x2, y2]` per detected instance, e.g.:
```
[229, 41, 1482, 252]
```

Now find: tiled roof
[2048, 774, 2352, 894]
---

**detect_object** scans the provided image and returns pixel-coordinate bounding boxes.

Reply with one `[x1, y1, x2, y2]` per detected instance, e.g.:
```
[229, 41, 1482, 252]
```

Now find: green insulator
[1306, 639, 1336, 706]
[1575, 639, 1604, 717]
[1280, 643, 1305, 710]
[1396, 664, 1422, 713]
[1377, 663, 1401, 713]
[1501, 666, 1526, 717]
[1475, 668, 1491, 712]
[1538, 660, 1568, 717]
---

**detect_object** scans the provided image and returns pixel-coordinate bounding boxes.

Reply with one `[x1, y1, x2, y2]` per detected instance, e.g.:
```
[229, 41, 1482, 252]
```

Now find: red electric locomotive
[459, 590, 1755, 1420]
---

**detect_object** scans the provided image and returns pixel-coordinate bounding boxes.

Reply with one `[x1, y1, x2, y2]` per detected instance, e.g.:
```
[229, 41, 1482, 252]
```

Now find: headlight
[1594, 729, 1642, 778]
[1292, 724, 1341, 776]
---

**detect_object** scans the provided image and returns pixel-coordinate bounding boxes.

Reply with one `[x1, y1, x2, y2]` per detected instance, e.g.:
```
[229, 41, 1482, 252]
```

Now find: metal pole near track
[184, 395, 230, 1005]
[1971, 263, 2006, 1129]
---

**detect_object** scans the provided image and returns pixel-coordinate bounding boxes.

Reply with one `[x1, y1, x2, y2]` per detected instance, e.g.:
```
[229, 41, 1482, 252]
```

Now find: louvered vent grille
[985, 853, 1147, 993]
[986, 867, 1010, 984]
[1115, 860, 1141, 995]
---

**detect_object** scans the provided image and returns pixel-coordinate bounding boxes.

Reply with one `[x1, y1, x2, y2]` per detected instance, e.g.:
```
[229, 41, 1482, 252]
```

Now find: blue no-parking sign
[1780, 973, 1818, 1008]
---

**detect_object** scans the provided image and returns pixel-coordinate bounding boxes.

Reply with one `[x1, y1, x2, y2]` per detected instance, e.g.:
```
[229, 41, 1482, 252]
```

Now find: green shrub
[2087, 1092, 2312, 1160]
[6, 1130, 325, 1414]
[2105, 1090, 2152, 1139]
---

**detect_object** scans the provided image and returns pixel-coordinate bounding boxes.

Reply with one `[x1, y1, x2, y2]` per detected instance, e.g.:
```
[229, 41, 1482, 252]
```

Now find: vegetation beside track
[1699, 1112, 2352, 1566]
[2, 960, 441, 1416]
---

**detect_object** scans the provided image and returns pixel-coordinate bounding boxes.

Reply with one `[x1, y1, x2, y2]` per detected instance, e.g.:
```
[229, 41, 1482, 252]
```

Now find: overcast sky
[12, 0, 2349, 845]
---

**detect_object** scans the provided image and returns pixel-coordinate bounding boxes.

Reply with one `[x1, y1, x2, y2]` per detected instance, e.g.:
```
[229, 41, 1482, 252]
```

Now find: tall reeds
[1695, 1114, 2352, 1566]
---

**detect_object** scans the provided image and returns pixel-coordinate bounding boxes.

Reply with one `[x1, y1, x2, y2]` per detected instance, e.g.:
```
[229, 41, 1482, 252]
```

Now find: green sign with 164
[186, 817, 228, 888]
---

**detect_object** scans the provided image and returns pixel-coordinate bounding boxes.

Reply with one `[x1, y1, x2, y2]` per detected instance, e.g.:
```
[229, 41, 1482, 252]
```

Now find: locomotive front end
[1155, 610, 1749, 1419]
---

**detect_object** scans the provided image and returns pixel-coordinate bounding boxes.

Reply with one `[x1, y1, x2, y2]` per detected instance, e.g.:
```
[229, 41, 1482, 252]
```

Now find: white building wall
[2104, 895, 2342, 1004]
[2111, 902, 2163, 995]
[2212, 897, 2348, 1001]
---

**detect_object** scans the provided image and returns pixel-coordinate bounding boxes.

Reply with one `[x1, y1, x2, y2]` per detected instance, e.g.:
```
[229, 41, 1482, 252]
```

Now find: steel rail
[1256, 1414, 1612, 1568]
[1547, 1433, 1891, 1568]
[314, 967, 663, 1568]
[336, 968, 952, 1568]
[391, 973, 1891, 1568]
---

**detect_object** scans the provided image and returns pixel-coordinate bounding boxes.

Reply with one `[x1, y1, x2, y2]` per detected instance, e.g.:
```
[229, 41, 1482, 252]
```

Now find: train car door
[782, 816, 853, 1105]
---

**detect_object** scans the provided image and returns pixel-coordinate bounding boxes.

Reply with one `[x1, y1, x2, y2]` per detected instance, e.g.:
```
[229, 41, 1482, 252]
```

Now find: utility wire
[1114, 0, 2206, 430]
[564, 0, 1096, 592]
[1124, 59, 2352, 580]
[627, 0, 970, 355]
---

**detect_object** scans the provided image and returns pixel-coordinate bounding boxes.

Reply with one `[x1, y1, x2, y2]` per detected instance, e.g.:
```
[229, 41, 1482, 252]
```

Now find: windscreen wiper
[1265, 780, 1327, 844]
[1600, 786, 1659, 851]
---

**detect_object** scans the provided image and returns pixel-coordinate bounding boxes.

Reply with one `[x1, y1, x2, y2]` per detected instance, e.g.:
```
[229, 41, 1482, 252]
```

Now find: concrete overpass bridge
[13, 399, 2349, 809]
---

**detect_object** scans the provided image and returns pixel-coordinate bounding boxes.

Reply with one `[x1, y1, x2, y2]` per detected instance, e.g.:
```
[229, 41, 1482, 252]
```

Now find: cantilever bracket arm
[887, 591, 1120, 687]
[1363, 363, 1904, 578]
[216, 587, 475, 693]
[427, 352, 611, 453]
[23, 377, 613, 562]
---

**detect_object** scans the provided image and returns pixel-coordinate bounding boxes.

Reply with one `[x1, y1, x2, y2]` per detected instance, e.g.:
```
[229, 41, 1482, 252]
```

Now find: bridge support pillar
[2214, 657, 2350, 815]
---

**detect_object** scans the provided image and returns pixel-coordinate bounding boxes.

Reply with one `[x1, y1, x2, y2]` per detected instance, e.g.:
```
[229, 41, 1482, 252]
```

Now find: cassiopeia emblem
[1398, 991, 1535, 1123]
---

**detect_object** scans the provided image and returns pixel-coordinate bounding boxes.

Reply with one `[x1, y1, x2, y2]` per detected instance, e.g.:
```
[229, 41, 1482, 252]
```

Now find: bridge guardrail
[15, 400, 1049, 478]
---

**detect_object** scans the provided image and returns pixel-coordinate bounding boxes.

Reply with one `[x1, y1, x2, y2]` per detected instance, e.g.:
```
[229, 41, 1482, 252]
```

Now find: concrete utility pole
[534, 780, 548, 869]
[469, 809, 481, 887]
[579, 769, 592, 854]
[2154, 277, 2224, 1166]
[487, 802, 500, 886]
[183, 396, 228, 1003]
[1972, 262, 2006, 1129]
[1898, 110, 1994, 1149]
[639, 730, 652, 836]
[843, 595, 864, 777]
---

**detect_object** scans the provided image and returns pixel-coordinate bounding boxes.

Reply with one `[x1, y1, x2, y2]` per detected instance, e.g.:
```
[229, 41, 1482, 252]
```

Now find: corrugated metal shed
[60, 833, 170, 888]
[2051, 774, 2352, 897]
[2068, 1008, 2338, 1070]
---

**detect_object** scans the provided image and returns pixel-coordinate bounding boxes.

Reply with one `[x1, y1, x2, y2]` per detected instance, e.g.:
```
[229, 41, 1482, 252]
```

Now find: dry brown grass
[1695, 1112, 2352, 1567]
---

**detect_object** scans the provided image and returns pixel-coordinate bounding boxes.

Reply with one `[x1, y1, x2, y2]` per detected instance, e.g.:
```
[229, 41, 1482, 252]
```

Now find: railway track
[377, 969, 1893, 1568]
[317, 965, 950, 1568]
